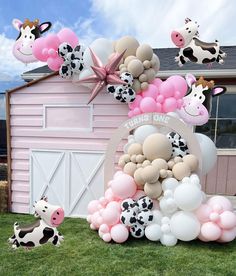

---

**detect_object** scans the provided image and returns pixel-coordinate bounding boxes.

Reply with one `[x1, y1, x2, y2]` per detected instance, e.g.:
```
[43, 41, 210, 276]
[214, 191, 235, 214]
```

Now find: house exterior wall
[9, 76, 128, 213]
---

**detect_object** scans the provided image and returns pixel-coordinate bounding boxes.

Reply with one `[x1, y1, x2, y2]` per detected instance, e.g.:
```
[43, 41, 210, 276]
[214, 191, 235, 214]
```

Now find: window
[196, 93, 236, 149]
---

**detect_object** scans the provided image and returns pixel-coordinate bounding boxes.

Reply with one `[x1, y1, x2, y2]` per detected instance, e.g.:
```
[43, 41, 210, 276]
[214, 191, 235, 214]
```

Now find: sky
[0, 0, 235, 82]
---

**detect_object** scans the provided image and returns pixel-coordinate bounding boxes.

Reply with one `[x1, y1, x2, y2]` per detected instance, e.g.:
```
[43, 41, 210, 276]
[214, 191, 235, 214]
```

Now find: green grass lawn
[0, 213, 236, 276]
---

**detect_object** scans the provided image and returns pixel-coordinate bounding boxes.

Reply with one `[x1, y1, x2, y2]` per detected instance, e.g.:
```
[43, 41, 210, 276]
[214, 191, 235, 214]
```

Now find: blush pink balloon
[151, 78, 162, 88]
[57, 28, 79, 48]
[133, 107, 141, 116]
[218, 227, 236, 242]
[48, 48, 57, 58]
[110, 224, 129, 243]
[218, 211, 236, 229]
[111, 173, 137, 199]
[47, 56, 64, 71]
[198, 231, 210, 242]
[45, 34, 61, 49]
[132, 190, 146, 201]
[195, 204, 212, 223]
[32, 37, 48, 61]
[162, 97, 177, 113]
[104, 188, 115, 202]
[140, 97, 157, 113]
[207, 196, 233, 212]
[156, 95, 164, 104]
[106, 201, 121, 211]
[156, 102, 162, 112]
[142, 84, 158, 99]
[159, 80, 175, 98]
[102, 208, 120, 226]
[167, 75, 188, 97]
[88, 200, 100, 214]
[128, 95, 142, 109]
[103, 233, 112, 242]
[128, 111, 134, 118]
[201, 222, 222, 241]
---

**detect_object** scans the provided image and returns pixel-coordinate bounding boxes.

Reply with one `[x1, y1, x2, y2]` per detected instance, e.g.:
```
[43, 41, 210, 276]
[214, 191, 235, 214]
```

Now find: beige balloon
[139, 73, 148, 83]
[143, 133, 172, 161]
[115, 36, 140, 58]
[144, 181, 162, 199]
[183, 154, 199, 172]
[151, 54, 160, 72]
[124, 55, 136, 66]
[143, 60, 151, 69]
[123, 154, 131, 163]
[142, 160, 151, 167]
[141, 165, 159, 183]
[130, 154, 137, 163]
[141, 82, 149, 90]
[136, 44, 153, 61]
[132, 79, 141, 92]
[174, 156, 183, 163]
[134, 167, 145, 186]
[168, 160, 175, 170]
[159, 169, 168, 178]
[136, 154, 146, 163]
[123, 162, 137, 176]
[118, 157, 126, 168]
[128, 143, 143, 155]
[144, 68, 156, 82]
[172, 162, 191, 180]
[152, 158, 168, 170]
[127, 59, 144, 77]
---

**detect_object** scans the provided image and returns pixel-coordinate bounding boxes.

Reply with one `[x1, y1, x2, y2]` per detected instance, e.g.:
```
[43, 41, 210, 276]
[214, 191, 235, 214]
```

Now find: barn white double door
[30, 149, 105, 217]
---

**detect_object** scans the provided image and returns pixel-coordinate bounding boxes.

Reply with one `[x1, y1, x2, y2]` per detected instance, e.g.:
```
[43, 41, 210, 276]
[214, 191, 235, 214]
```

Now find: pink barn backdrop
[6, 71, 236, 217]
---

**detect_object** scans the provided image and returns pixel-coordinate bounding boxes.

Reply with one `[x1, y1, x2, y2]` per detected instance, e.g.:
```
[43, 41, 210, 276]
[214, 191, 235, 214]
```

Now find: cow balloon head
[33, 196, 64, 228]
[171, 18, 199, 48]
[177, 74, 226, 126]
[12, 18, 52, 64]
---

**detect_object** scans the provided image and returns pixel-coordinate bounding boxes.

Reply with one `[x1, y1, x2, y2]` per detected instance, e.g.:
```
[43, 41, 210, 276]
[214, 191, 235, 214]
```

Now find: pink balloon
[167, 75, 188, 97]
[45, 34, 61, 49]
[156, 102, 162, 113]
[132, 190, 146, 201]
[219, 211, 236, 229]
[128, 111, 134, 118]
[111, 173, 137, 199]
[99, 224, 110, 233]
[47, 56, 64, 71]
[88, 200, 100, 214]
[102, 208, 120, 226]
[104, 188, 115, 202]
[159, 80, 175, 98]
[128, 95, 142, 109]
[142, 84, 158, 99]
[207, 196, 233, 212]
[162, 97, 177, 113]
[201, 222, 222, 241]
[133, 107, 141, 116]
[106, 201, 121, 211]
[110, 224, 129, 243]
[195, 204, 212, 223]
[91, 211, 103, 229]
[156, 95, 164, 104]
[151, 78, 162, 88]
[32, 37, 48, 61]
[57, 28, 79, 48]
[177, 99, 183, 108]
[198, 231, 210, 242]
[174, 91, 182, 99]
[218, 227, 236, 243]
[140, 97, 156, 113]
[48, 48, 57, 58]
[103, 233, 112, 242]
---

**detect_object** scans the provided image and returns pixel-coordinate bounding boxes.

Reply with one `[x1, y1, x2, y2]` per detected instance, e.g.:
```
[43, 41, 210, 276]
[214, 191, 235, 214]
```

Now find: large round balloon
[134, 125, 159, 144]
[195, 133, 217, 175]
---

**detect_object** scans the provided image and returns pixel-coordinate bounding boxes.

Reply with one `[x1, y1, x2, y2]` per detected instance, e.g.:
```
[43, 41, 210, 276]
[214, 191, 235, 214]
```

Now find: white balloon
[174, 183, 202, 211]
[170, 211, 200, 241]
[134, 125, 159, 144]
[152, 210, 163, 224]
[83, 38, 114, 68]
[195, 133, 217, 175]
[162, 178, 179, 191]
[160, 234, 178, 246]
[145, 224, 162, 241]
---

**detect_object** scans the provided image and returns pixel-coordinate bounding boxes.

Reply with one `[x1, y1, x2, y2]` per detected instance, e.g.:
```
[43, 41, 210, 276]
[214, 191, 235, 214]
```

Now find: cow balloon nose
[51, 208, 64, 226]
[171, 31, 185, 48]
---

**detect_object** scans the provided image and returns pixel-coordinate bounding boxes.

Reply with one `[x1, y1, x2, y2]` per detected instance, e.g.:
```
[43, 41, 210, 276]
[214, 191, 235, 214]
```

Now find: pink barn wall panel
[9, 76, 236, 214]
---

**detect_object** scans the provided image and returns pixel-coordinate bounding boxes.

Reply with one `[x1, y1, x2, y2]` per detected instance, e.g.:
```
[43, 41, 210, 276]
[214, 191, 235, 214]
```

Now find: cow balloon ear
[12, 18, 23, 31]
[185, 73, 196, 87]
[39, 22, 52, 34]
[212, 86, 227, 97]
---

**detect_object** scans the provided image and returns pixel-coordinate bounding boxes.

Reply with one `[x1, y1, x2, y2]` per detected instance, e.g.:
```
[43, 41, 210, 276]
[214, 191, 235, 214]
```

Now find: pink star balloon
[76, 48, 126, 104]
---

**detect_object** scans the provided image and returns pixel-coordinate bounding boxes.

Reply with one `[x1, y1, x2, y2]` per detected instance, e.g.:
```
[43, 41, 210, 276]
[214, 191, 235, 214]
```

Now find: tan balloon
[143, 133, 172, 161]
[128, 143, 143, 155]
[139, 73, 148, 82]
[172, 162, 191, 180]
[130, 154, 137, 163]
[134, 167, 145, 186]
[151, 54, 160, 72]
[132, 79, 141, 92]
[115, 36, 139, 58]
[127, 59, 144, 78]
[118, 157, 126, 168]
[167, 170, 173, 178]
[123, 154, 131, 163]
[183, 154, 199, 172]
[141, 165, 159, 183]
[144, 181, 162, 199]
[167, 160, 175, 170]
[142, 160, 151, 167]
[124, 55, 136, 66]
[160, 169, 168, 178]
[120, 67, 128, 74]
[137, 163, 142, 169]
[136, 154, 146, 163]
[174, 156, 183, 163]
[119, 63, 126, 70]
[141, 82, 149, 90]
[144, 68, 156, 82]
[143, 60, 151, 69]
[123, 162, 137, 176]
[136, 44, 153, 61]
[152, 158, 168, 170]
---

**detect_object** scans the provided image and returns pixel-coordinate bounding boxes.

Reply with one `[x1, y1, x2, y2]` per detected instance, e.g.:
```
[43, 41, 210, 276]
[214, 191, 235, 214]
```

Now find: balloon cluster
[114, 36, 160, 92]
[128, 76, 188, 118]
[87, 123, 236, 246]
[32, 28, 79, 70]
[58, 43, 84, 79]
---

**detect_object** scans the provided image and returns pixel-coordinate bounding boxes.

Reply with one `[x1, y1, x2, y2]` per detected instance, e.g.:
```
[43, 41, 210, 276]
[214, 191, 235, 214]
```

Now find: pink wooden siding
[9, 75, 236, 214]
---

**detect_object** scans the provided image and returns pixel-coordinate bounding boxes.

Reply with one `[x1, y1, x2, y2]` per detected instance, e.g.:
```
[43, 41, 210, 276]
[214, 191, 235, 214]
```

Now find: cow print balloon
[120, 72, 134, 87]
[137, 210, 154, 226]
[59, 64, 72, 79]
[58, 42, 73, 58]
[121, 198, 136, 211]
[137, 196, 153, 211]
[120, 209, 137, 226]
[114, 86, 126, 102]
[121, 88, 136, 103]
[130, 223, 145, 238]
[167, 132, 189, 158]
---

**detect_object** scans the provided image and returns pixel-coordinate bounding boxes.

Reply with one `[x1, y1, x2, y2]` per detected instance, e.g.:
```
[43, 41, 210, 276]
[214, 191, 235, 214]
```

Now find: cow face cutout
[171, 19, 199, 48]
[12, 18, 51, 64]
[33, 199, 64, 228]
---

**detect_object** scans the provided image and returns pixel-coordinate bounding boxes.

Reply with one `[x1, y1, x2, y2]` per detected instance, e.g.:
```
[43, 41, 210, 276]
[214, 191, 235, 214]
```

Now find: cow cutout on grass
[12, 18, 51, 64]
[171, 18, 226, 66]
[177, 74, 226, 126]
[9, 197, 64, 249]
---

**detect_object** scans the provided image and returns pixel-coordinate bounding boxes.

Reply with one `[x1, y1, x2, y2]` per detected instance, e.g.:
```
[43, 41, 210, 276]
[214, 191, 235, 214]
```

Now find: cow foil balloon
[9, 197, 64, 249]
[12, 18, 52, 64]
[177, 74, 226, 126]
[171, 18, 226, 66]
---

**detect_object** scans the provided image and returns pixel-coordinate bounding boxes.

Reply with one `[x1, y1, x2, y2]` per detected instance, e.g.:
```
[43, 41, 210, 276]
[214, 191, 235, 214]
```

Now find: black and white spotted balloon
[167, 132, 189, 158]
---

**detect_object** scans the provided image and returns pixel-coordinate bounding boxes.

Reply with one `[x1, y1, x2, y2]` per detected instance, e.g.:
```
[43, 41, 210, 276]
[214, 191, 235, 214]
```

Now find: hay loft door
[30, 150, 105, 217]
